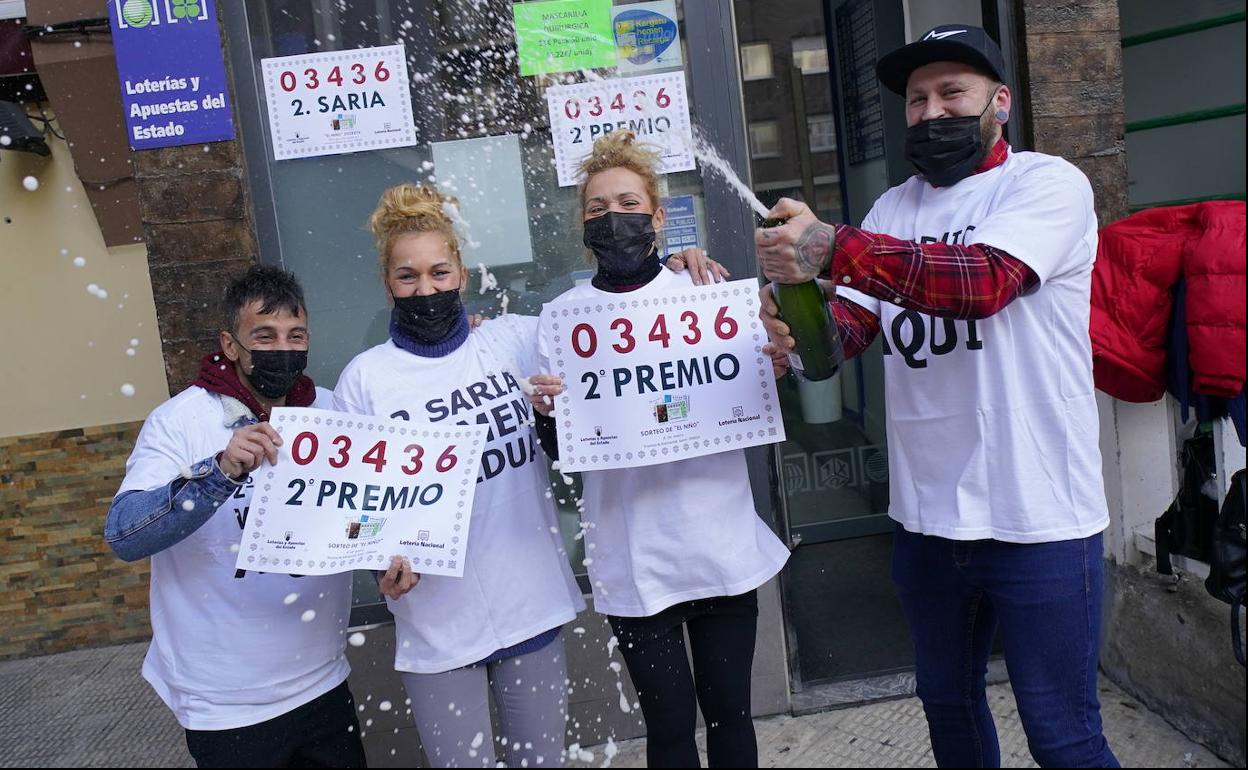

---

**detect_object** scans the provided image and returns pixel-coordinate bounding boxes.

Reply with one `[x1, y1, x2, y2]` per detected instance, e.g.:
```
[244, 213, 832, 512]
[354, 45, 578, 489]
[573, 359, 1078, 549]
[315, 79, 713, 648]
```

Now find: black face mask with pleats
[904, 92, 997, 187]
[583, 211, 662, 289]
[232, 337, 307, 399]
[391, 289, 464, 345]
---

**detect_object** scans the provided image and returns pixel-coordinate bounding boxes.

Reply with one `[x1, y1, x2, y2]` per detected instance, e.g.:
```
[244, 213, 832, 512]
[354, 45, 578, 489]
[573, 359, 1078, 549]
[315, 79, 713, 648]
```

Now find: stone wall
[133, 143, 260, 396]
[0, 422, 150, 660]
[131, 6, 260, 396]
[1017, 0, 1129, 226]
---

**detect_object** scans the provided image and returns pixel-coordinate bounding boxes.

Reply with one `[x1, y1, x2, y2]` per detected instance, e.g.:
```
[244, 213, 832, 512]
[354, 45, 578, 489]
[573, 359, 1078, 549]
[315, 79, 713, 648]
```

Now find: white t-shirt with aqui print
[538, 269, 791, 618]
[838, 148, 1109, 543]
[116, 386, 353, 731]
[333, 315, 585, 674]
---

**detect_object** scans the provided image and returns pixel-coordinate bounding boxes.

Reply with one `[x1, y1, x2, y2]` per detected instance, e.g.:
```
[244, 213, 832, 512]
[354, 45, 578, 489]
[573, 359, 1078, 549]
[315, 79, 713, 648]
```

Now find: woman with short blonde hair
[529, 131, 790, 768]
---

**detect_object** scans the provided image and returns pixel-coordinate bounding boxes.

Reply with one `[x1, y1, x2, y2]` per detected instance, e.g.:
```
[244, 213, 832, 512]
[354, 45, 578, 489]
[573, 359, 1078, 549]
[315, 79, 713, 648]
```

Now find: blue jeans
[891, 525, 1120, 768]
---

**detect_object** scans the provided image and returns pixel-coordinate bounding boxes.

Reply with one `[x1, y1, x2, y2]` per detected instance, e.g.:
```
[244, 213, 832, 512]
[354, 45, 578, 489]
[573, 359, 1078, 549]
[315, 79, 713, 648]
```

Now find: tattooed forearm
[795, 222, 835, 277]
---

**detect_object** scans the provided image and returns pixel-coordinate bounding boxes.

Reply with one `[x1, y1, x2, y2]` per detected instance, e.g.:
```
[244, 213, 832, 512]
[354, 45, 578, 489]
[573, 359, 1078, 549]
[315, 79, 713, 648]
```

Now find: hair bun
[577, 130, 662, 211]
[367, 183, 464, 270]
[368, 183, 459, 242]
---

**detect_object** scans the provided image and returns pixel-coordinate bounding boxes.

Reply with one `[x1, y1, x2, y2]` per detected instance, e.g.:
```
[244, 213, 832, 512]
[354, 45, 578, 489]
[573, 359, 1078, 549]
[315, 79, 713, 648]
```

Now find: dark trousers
[892, 526, 1120, 768]
[184, 681, 367, 769]
[609, 590, 759, 768]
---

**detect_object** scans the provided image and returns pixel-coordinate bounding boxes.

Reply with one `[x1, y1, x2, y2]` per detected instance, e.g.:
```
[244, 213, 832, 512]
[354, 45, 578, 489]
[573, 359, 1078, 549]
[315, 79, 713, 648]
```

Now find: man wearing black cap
[756, 25, 1119, 769]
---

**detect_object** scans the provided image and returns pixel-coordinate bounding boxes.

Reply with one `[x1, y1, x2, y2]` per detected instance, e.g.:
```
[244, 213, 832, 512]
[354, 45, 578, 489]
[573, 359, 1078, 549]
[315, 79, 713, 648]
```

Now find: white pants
[400, 636, 569, 768]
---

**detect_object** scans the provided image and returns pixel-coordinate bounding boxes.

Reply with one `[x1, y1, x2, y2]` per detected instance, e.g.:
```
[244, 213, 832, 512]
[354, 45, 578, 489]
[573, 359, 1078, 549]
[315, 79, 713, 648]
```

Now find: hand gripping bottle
[762, 218, 845, 423]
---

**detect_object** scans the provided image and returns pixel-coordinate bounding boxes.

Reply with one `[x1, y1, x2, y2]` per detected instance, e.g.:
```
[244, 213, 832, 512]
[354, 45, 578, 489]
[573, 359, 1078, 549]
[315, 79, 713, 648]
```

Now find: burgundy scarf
[190, 351, 315, 422]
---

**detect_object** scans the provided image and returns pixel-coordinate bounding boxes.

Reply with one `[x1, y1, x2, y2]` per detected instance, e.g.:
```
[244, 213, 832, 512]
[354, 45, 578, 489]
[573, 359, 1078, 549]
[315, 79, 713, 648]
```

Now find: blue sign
[614, 7, 677, 65]
[109, 0, 235, 150]
[661, 194, 700, 254]
[612, 1, 683, 73]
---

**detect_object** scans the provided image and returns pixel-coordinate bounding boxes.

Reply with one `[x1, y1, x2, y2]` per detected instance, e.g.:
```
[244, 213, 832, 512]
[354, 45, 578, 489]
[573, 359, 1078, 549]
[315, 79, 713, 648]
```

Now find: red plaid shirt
[826, 139, 1040, 359]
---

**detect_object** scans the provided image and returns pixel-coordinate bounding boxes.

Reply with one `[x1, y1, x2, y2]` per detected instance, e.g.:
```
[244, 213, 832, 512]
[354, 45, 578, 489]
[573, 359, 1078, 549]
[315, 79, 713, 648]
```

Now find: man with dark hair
[757, 25, 1119, 769]
[106, 264, 416, 768]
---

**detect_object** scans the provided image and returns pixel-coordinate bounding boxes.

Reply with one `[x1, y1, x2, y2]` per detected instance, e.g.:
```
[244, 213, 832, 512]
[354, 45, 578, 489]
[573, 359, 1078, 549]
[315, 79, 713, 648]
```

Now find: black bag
[1205, 469, 1246, 666]
[1156, 433, 1219, 572]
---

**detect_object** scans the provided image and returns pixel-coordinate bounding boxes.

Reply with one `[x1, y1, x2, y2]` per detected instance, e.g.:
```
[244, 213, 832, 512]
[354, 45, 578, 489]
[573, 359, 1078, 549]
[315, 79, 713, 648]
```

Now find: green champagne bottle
[761, 216, 845, 423]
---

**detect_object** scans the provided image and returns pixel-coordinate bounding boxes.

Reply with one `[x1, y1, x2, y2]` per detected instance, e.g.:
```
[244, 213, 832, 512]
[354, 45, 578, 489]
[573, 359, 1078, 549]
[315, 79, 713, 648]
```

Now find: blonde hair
[577, 130, 662, 212]
[367, 183, 462, 275]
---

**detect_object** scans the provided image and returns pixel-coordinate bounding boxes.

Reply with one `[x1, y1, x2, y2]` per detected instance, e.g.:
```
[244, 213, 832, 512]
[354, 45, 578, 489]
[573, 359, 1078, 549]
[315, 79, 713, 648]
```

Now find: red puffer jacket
[1091, 201, 1246, 402]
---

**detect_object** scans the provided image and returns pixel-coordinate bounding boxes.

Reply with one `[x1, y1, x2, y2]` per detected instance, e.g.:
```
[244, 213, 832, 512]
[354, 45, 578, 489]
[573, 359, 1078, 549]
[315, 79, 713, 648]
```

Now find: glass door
[736, 0, 914, 687]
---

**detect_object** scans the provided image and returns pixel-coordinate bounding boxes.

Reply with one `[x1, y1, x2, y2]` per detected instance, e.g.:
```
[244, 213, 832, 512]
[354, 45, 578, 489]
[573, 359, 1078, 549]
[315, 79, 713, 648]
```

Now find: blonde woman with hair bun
[527, 131, 790, 768]
[333, 180, 719, 768]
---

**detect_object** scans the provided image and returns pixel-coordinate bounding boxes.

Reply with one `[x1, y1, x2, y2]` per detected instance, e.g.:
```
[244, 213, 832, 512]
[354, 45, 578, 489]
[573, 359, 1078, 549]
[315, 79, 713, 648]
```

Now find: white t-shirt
[334, 316, 585, 674]
[838, 148, 1109, 543]
[117, 386, 352, 731]
[538, 269, 791, 617]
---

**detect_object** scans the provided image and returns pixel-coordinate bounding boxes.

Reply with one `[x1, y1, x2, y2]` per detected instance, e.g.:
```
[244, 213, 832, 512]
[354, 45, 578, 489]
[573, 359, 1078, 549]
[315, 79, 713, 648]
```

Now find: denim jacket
[105, 455, 245, 561]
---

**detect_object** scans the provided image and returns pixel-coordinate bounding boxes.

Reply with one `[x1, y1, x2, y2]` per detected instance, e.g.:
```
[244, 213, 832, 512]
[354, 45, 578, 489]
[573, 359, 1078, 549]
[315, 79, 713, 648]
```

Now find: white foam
[478, 263, 499, 294]
[692, 126, 770, 217]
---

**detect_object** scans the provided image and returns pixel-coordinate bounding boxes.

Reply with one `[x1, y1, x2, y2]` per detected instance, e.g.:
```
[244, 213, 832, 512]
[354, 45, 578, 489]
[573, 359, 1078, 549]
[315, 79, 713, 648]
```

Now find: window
[749, 120, 781, 158]
[740, 42, 773, 80]
[808, 114, 837, 152]
[792, 36, 829, 74]
[231, 0, 717, 605]
[815, 183, 844, 224]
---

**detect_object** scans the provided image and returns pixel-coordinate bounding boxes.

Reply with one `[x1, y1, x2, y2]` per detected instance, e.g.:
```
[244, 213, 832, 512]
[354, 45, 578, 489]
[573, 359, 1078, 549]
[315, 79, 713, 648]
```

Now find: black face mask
[583, 211, 661, 289]
[392, 289, 464, 345]
[904, 92, 997, 187]
[232, 337, 307, 400]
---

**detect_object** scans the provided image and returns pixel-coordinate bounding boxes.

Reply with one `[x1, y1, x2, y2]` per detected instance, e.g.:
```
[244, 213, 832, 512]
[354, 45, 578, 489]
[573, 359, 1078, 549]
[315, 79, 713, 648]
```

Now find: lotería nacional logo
[115, 0, 209, 29]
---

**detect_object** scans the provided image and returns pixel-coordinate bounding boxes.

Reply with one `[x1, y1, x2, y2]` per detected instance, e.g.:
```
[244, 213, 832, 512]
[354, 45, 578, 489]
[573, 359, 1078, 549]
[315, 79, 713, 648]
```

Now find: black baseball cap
[875, 24, 1007, 95]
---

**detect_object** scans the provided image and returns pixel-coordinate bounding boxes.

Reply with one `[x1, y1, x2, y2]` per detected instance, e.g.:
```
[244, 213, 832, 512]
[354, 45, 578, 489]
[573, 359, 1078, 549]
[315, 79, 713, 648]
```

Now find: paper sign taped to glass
[260, 44, 418, 161]
[545, 71, 695, 186]
[542, 279, 786, 471]
[612, 0, 684, 73]
[235, 407, 487, 577]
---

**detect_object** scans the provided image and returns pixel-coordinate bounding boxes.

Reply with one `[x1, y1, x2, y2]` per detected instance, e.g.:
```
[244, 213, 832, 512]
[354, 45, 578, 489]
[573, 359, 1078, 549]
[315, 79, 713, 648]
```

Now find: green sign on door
[512, 0, 616, 76]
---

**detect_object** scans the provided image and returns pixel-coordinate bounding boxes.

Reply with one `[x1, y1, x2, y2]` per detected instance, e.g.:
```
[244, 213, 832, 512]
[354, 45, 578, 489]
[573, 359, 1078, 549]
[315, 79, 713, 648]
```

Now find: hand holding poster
[543, 279, 785, 471]
[235, 408, 487, 577]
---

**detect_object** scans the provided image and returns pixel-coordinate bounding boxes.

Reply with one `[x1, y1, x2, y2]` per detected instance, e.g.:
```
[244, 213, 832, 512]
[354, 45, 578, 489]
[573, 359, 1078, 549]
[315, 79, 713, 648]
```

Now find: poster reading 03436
[235, 408, 487, 578]
[260, 44, 418, 161]
[543, 280, 786, 472]
[545, 70, 694, 186]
